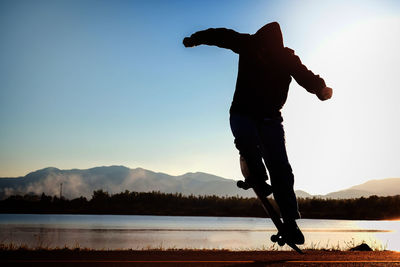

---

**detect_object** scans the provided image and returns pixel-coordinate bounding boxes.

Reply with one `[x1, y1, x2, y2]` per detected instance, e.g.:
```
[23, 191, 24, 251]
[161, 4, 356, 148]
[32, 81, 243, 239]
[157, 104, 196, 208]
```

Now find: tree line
[0, 190, 399, 220]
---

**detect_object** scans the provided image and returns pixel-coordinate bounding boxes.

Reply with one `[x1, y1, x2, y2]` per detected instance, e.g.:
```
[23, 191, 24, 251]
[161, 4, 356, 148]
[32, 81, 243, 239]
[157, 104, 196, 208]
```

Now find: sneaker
[258, 182, 273, 196]
[247, 179, 273, 197]
[283, 220, 305, 245]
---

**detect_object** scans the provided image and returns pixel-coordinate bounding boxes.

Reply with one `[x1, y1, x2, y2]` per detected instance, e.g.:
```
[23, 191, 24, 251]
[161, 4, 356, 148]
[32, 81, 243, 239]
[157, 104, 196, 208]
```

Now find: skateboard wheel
[237, 180, 245, 188]
[237, 180, 251, 190]
[270, 235, 278, 243]
[278, 239, 285, 246]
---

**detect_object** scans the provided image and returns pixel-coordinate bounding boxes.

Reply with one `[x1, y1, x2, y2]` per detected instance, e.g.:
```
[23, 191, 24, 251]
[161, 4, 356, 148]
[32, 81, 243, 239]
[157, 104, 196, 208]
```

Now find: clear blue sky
[1, 0, 399, 194]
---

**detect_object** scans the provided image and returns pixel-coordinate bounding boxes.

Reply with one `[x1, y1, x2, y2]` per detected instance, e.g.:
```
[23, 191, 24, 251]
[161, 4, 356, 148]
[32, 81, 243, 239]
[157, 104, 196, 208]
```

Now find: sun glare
[312, 17, 400, 80]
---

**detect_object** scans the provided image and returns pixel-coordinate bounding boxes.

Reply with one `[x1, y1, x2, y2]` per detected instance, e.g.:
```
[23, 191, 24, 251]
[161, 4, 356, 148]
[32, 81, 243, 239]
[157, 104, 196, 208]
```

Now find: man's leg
[258, 117, 304, 244]
[230, 113, 268, 185]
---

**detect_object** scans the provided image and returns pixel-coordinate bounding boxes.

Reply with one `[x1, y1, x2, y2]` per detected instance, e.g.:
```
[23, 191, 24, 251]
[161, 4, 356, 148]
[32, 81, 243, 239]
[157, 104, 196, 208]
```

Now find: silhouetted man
[183, 22, 332, 244]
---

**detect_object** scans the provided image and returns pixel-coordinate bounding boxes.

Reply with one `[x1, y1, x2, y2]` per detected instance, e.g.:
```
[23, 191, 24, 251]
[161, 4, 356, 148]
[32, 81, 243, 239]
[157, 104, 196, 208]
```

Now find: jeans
[230, 113, 300, 220]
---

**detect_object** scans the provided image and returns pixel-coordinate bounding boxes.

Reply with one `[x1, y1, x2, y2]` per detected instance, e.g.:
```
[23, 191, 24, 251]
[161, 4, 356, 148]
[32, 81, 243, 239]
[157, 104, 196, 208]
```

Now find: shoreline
[2, 192, 400, 221]
[1, 212, 398, 221]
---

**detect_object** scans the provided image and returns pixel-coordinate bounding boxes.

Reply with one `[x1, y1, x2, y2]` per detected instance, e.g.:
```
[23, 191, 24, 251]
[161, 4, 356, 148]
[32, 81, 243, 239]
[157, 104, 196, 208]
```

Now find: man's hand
[317, 86, 333, 101]
[183, 37, 196, 47]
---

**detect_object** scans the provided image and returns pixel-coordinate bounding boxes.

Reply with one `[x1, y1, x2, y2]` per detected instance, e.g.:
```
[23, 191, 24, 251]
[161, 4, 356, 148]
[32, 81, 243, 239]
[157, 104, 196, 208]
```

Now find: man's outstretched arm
[284, 49, 332, 101]
[183, 28, 250, 54]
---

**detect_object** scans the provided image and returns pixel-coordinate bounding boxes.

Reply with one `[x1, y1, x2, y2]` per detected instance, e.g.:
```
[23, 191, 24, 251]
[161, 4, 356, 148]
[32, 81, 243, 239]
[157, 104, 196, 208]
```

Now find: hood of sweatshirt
[254, 22, 284, 50]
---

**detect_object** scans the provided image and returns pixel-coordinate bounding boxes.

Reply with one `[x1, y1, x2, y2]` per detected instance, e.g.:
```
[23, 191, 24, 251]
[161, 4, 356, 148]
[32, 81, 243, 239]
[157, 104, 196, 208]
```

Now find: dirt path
[2, 250, 400, 266]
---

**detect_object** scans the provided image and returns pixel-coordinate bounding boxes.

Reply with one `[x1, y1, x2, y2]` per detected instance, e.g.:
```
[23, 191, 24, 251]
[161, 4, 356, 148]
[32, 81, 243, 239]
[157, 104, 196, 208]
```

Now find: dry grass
[0, 239, 388, 252]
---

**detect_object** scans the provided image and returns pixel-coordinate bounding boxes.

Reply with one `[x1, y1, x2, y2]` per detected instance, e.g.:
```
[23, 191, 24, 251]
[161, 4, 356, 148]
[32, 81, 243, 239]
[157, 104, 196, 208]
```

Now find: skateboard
[237, 180, 304, 254]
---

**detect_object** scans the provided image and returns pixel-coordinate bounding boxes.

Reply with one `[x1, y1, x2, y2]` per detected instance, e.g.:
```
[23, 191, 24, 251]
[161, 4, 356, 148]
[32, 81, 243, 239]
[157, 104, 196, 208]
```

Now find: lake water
[0, 214, 399, 251]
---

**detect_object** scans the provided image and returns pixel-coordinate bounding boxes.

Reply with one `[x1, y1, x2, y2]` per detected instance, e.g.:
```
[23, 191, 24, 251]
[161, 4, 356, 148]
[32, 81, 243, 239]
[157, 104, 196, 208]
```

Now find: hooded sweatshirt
[189, 22, 326, 118]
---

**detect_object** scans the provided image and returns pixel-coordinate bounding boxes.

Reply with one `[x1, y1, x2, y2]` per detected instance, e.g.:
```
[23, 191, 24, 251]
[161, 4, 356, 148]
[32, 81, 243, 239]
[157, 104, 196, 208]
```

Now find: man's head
[254, 22, 284, 50]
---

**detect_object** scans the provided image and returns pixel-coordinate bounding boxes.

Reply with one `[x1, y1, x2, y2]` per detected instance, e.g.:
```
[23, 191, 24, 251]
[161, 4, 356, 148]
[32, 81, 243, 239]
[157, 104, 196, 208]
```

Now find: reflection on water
[0, 214, 399, 251]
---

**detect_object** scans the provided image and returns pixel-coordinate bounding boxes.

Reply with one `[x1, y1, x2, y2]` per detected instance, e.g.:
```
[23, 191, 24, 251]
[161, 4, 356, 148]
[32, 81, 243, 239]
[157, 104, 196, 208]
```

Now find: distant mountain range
[0, 166, 254, 199]
[322, 178, 400, 199]
[0, 166, 399, 200]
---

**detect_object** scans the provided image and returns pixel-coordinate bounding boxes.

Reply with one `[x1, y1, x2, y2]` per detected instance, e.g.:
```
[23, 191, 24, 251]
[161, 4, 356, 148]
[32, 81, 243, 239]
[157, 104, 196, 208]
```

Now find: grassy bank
[0, 239, 385, 252]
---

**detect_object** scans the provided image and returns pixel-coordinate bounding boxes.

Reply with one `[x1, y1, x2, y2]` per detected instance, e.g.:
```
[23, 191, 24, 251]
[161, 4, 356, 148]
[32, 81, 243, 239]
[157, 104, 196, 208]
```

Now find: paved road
[2, 250, 400, 266]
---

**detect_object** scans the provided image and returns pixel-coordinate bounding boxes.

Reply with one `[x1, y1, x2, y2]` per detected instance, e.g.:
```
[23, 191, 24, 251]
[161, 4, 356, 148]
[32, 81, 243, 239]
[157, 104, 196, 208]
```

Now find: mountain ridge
[0, 166, 255, 199]
[0, 166, 399, 199]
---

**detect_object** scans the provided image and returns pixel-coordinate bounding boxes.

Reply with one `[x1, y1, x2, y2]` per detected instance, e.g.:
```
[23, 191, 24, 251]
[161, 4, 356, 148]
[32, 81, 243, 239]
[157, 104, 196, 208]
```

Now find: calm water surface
[0, 214, 399, 251]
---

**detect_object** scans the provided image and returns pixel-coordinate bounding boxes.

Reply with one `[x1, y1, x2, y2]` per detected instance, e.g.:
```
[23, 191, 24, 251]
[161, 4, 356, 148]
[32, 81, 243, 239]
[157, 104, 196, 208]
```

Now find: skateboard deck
[237, 180, 304, 254]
